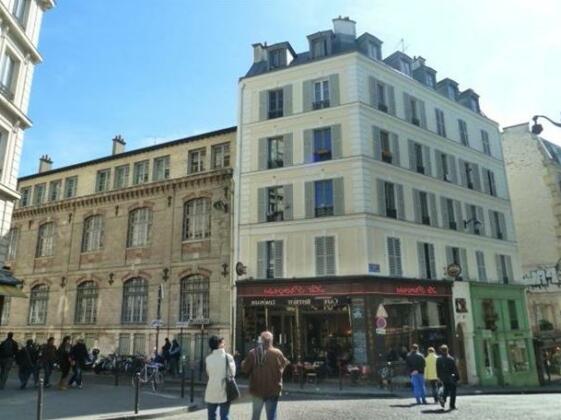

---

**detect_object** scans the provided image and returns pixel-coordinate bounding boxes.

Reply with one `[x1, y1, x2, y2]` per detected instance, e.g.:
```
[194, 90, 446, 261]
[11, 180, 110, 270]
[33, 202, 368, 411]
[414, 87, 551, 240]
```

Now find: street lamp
[464, 217, 482, 234]
[531, 115, 561, 135]
[155, 268, 169, 354]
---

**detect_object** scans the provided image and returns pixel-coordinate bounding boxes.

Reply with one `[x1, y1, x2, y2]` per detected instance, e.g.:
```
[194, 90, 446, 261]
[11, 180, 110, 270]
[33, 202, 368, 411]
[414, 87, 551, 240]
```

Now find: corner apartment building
[233, 17, 535, 385]
[0, 127, 235, 360]
[503, 123, 561, 384]
[0, 0, 54, 264]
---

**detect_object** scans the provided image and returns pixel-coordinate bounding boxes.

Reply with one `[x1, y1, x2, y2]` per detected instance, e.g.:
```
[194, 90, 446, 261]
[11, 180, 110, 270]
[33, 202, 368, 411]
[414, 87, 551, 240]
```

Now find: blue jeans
[410, 373, 426, 403]
[68, 365, 82, 386]
[252, 396, 279, 420]
[207, 401, 230, 420]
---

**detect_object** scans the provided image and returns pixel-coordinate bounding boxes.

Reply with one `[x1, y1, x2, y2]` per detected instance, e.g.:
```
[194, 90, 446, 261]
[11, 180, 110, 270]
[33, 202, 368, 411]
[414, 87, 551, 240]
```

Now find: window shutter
[458, 159, 467, 187]
[476, 251, 487, 282]
[505, 255, 513, 283]
[396, 184, 405, 220]
[499, 213, 507, 240]
[258, 138, 268, 170]
[496, 254, 505, 283]
[333, 177, 345, 216]
[460, 248, 469, 279]
[283, 85, 293, 116]
[390, 133, 400, 165]
[472, 163, 482, 191]
[455, 200, 463, 231]
[418, 100, 427, 128]
[428, 244, 436, 279]
[489, 171, 496, 196]
[284, 184, 293, 221]
[423, 145, 432, 176]
[315, 236, 326, 276]
[302, 80, 313, 112]
[417, 242, 427, 278]
[331, 124, 342, 159]
[387, 237, 402, 277]
[259, 91, 268, 121]
[284, 133, 293, 166]
[325, 236, 336, 275]
[413, 189, 421, 223]
[387, 237, 396, 275]
[429, 193, 438, 227]
[329, 74, 340, 107]
[445, 246, 453, 265]
[482, 168, 490, 194]
[377, 179, 386, 216]
[464, 204, 473, 233]
[372, 126, 382, 160]
[440, 197, 449, 228]
[435, 150, 443, 179]
[257, 188, 267, 223]
[489, 210, 497, 238]
[305, 181, 314, 218]
[408, 139, 416, 170]
[403, 92, 412, 122]
[274, 240, 283, 278]
[368, 76, 377, 107]
[303, 129, 313, 163]
[257, 242, 266, 278]
[476, 206, 485, 235]
[387, 85, 396, 115]
[448, 155, 458, 184]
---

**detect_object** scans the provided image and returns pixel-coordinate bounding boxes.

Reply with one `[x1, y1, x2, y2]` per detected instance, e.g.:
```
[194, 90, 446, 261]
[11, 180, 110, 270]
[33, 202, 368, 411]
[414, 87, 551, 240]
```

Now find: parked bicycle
[132, 359, 165, 392]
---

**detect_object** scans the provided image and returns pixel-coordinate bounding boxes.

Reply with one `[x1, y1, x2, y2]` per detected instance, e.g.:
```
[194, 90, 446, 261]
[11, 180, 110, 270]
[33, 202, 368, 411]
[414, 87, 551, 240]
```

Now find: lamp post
[156, 268, 169, 354]
[531, 115, 561, 135]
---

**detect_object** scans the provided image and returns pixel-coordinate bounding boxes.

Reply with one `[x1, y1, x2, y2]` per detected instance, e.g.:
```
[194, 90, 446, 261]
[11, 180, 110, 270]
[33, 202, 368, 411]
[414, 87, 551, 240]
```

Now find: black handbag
[225, 355, 240, 401]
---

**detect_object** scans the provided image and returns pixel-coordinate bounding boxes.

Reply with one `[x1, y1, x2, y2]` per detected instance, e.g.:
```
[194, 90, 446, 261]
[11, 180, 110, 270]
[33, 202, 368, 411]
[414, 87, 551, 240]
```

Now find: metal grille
[127, 208, 152, 247]
[28, 284, 49, 325]
[179, 275, 209, 321]
[36, 222, 55, 257]
[75, 281, 98, 324]
[121, 277, 148, 324]
[183, 199, 210, 240]
[82, 215, 104, 252]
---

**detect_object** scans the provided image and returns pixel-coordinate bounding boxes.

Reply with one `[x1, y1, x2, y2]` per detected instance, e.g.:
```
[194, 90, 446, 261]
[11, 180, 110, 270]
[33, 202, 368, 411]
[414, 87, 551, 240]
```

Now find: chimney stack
[252, 43, 267, 64]
[38, 155, 52, 173]
[112, 135, 126, 155]
[332, 16, 356, 38]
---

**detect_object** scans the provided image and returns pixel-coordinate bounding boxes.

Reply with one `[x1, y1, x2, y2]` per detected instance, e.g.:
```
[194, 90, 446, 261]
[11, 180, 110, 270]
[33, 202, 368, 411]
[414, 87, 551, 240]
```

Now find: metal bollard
[114, 367, 119, 386]
[180, 362, 186, 399]
[36, 378, 44, 420]
[134, 372, 140, 414]
[338, 367, 343, 391]
[299, 367, 304, 389]
[190, 368, 195, 403]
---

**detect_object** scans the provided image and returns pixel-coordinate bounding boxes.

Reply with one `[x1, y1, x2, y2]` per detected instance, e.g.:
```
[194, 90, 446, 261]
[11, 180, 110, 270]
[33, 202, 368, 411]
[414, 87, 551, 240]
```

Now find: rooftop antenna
[396, 38, 409, 53]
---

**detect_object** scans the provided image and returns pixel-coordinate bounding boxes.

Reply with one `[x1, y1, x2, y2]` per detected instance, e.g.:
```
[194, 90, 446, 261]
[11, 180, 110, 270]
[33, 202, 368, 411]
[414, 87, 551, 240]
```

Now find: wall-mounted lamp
[108, 272, 114, 286]
[221, 263, 229, 277]
[60, 276, 66, 288]
[162, 267, 169, 282]
[531, 115, 561, 135]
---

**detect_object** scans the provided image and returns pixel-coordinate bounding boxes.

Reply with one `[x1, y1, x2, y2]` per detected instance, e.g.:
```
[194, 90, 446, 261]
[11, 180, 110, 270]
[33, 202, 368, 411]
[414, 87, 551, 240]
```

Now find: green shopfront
[470, 282, 539, 386]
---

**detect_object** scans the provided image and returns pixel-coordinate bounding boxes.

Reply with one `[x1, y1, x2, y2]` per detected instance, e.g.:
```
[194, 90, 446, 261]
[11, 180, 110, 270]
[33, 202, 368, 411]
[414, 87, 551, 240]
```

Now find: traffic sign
[176, 321, 191, 328]
[375, 304, 388, 318]
[150, 319, 164, 328]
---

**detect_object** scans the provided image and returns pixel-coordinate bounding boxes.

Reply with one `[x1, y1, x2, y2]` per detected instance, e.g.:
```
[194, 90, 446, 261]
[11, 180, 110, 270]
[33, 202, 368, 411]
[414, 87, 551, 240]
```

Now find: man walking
[405, 343, 427, 405]
[242, 331, 289, 420]
[16, 339, 38, 389]
[436, 344, 460, 411]
[169, 338, 181, 377]
[39, 337, 57, 388]
[68, 338, 88, 389]
[424, 347, 439, 403]
[0, 332, 18, 389]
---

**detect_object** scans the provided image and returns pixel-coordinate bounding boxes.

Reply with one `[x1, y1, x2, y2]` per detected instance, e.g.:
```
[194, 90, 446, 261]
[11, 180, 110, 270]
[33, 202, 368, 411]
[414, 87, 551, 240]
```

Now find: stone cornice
[13, 169, 233, 219]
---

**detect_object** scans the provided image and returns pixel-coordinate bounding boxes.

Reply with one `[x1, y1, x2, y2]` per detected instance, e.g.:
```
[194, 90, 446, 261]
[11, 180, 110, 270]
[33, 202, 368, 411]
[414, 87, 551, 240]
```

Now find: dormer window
[469, 97, 480, 113]
[425, 73, 435, 88]
[312, 38, 328, 58]
[368, 42, 381, 60]
[268, 49, 284, 69]
[447, 85, 457, 100]
[400, 60, 411, 76]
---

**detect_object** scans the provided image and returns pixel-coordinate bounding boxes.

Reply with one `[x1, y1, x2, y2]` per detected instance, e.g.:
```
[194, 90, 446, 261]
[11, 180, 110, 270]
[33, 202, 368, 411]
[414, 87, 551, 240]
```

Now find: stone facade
[0, 127, 236, 360]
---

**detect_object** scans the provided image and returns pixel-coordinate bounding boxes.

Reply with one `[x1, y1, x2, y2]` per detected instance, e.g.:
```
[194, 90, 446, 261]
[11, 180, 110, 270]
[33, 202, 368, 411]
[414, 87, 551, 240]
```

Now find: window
[6, 227, 18, 260]
[314, 180, 333, 217]
[490, 210, 505, 240]
[468, 204, 481, 235]
[435, 109, 446, 137]
[481, 130, 491, 155]
[267, 137, 284, 169]
[75, 281, 98, 324]
[497, 254, 513, 284]
[118, 334, 131, 355]
[0, 296, 10, 325]
[384, 182, 397, 219]
[95, 169, 111, 192]
[418, 242, 436, 279]
[179, 275, 209, 321]
[268, 89, 283, 119]
[425, 73, 435, 88]
[81, 215, 103, 252]
[133, 334, 146, 355]
[380, 130, 392, 163]
[12, 0, 29, 26]
[153, 156, 170, 181]
[266, 186, 285, 222]
[482, 299, 498, 330]
[445, 198, 457, 230]
[121, 278, 148, 324]
[446, 246, 468, 279]
[419, 191, 430, 225]
[28, 284, 49, 325]
[315, 236, 336, 276]
[33, 183, 46, 206]
[36, 222, 55, 257]
[508, 340, 529, 372]
[47, 180, 61, 202]
[414, 143, 424, 174]
[188, 149, 206, 174]
[508, 300, 519, 330]
[127, 208, 152, 247]
[258, 240, 283, 279]
[476, 251, 487, 282]
[464, 162, 474, 190]
[211, 143, 230, 169]
[447, 85, 457, 100]
[20, 186, 31, 207]
[313, 79, 330, 109]
[0, 53, 17, 98]
[268, 49, 283, 69]
[132, 160, 149, 185]
[458, 119, 469, 146]
[313, 128, 332, 162]
[311, 37, 328, 57]
[368, 42, 381, 60]
[64, 176, 78, 198]
[485, 169, 497, 196]
[114, 165, 129, 189]
[400, 59, 411, 76]
[410, 98, 420, 126]
[387, 237, 402, 277]
[183, 198, 210, 240]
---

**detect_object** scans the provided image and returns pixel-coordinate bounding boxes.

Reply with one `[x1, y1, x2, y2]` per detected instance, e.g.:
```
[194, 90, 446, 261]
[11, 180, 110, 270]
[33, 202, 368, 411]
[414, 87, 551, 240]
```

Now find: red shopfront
[236, 276, 453, 375]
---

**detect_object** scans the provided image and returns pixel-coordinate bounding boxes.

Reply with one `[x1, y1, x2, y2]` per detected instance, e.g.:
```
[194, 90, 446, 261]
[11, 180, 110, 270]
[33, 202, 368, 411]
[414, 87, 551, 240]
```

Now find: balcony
[268, 109, 283, 119]
[0, 83, 14, 101]
[266, 211, 284, 222]
[267, 158, 284, 169]
[312, 99, 330, 110]
[386, 208, 397, 219]
[315, 206, 334, 217]
[313, 149, 332, 162]
[412, 118, 421, 126]
[381, 150, 393, 164]
[378, 103, 388, 113]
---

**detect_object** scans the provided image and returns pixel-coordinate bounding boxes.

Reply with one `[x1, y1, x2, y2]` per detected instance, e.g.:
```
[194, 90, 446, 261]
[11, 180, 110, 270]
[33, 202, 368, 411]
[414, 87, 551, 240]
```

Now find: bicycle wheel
[151, 371, 164, 392]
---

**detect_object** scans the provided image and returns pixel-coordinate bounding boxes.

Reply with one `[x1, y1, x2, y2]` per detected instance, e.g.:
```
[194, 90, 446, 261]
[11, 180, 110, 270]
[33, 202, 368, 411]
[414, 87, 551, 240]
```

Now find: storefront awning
[0, 284, 26, 298]
[0, 269, 26, 298]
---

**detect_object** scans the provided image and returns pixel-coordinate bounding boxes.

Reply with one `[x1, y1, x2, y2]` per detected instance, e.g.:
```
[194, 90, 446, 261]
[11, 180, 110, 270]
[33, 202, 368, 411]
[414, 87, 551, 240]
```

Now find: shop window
[508, 300, 519, 330]
[508, 340, 529, 372]
[482, 299, 498, 331]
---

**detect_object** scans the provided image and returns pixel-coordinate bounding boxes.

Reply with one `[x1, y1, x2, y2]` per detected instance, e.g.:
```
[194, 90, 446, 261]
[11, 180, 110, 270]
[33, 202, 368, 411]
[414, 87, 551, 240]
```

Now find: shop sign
[368, 263, 380, 273]
[249, 298, 276, 306]
[455, 298, 468, 313]
[287, 298, 311, 306]
[376, 304, 388, 318]
[263, 285, 326, 296]
[395, 285, 438, 296]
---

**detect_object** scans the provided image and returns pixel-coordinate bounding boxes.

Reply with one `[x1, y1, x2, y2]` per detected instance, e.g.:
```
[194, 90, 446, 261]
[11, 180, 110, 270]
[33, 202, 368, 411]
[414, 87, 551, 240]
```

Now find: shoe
[439, 398, 445, 408]
[422, 399, 427, 405]
[78, 385, 83, 389]
[450, 406, 457, 410]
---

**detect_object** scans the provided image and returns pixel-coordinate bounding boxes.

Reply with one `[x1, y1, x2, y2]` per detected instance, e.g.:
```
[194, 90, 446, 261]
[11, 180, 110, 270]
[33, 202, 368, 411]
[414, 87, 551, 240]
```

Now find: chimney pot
[112, 135, 126, 155]
[38, 154, 53, 173]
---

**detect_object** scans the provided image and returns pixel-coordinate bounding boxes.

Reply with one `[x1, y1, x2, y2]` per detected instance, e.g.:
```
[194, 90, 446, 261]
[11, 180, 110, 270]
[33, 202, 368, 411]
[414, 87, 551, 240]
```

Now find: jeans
[68, 365, 82, 386]
[252, 396, 279, 420]
[0, 358, 13, 389]
[410, 373, 426, 403]
[18, 366, 34, 389]
[428, 379, 439, 401]
[42, 362, 53, 386]
[443, 382, 457, 409]
[207, 401, 231, 420]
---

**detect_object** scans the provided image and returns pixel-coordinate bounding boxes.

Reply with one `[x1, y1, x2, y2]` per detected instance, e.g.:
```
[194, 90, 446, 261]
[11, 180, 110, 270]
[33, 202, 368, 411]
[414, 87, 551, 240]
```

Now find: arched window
[127, 208, 152, 247]
[122, 277, 148, 324]
[81, 215, 104, 252]
[179, 275, 209, 321]
[36, 222, 55, 257]
[74, 281, 98, 324]
[6, 227, 19, 261]
[28, 284, 49, 325]
[183, 198, 210, 240]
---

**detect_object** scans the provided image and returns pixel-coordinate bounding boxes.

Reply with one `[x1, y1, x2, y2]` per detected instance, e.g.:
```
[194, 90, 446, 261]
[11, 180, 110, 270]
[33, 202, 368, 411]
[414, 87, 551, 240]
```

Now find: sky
[19, 0, 561, 176]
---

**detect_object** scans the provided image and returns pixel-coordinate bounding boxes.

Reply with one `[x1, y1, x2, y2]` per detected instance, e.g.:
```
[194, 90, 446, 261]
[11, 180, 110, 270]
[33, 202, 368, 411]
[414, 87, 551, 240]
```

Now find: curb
[95, 404, 200, 420]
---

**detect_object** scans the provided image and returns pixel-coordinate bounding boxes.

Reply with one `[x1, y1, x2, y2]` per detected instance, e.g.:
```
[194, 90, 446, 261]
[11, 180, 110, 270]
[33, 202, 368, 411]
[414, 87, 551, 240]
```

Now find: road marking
[143, 391, 181, 399]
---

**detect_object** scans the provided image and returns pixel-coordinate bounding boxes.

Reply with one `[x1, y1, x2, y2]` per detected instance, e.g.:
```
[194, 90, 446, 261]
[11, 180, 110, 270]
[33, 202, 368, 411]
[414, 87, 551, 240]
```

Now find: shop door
[492, 344, 504, 386]
[269, 312, 295, 361]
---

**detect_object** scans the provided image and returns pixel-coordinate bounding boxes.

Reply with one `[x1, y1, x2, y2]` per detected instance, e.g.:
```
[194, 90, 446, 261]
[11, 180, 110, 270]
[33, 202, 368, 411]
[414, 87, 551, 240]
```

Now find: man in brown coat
[242, 331, 289, 420]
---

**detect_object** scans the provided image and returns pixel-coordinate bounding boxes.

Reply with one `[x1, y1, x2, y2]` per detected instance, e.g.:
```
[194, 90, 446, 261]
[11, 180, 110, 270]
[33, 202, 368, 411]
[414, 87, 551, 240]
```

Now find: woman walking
[205, 335, 236, 420]
[425, 347, 439, 403]
[57, 336, 71, 390]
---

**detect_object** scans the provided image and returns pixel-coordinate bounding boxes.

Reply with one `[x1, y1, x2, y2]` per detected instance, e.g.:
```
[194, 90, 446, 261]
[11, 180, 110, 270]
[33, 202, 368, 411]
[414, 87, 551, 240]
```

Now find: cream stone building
[0, 127, 235, 361]
[234, 17, 529, 386]
[503, 123, 561, 383]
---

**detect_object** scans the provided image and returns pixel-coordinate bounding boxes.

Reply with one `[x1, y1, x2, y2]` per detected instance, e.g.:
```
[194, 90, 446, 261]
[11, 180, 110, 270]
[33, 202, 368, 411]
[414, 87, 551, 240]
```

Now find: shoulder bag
[225, 354, 240, 401]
